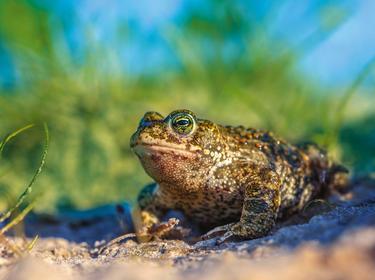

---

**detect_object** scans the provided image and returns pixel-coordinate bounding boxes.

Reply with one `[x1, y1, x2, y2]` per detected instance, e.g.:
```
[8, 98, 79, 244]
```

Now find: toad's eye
[170, 113, 195, 135]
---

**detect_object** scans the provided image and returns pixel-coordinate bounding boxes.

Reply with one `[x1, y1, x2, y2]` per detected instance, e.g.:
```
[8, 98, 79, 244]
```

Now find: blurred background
[0, 0, 374, 213]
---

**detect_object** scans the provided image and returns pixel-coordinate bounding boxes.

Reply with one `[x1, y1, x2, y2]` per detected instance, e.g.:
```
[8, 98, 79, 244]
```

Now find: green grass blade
[0, 123, 49, 223]
[0, 124, 35, 156]
[26, 234, 39, 252]
[0, 200, 36, 234]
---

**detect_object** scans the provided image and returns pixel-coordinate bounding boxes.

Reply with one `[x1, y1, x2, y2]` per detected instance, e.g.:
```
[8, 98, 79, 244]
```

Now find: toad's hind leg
[203, 169, 281, 243]
[231, 169, 281, 239]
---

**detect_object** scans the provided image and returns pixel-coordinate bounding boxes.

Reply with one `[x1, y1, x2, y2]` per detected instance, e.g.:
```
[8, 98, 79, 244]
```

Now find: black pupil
[176, 118, 190, 126]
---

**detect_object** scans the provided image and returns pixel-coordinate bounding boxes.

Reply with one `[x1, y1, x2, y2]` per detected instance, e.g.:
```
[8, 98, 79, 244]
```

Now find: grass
[0, 124, 48, 256]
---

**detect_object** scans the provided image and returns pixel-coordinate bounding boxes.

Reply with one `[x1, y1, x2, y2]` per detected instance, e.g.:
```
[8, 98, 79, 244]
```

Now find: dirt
[1, 176, 375, 279]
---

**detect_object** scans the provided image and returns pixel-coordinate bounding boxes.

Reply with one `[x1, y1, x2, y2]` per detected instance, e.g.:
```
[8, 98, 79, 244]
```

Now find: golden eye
[171, 113, 195, 135]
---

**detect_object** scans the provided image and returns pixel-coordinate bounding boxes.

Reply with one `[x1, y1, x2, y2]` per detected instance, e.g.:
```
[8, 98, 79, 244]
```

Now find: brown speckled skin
[130, 110, 347, 241]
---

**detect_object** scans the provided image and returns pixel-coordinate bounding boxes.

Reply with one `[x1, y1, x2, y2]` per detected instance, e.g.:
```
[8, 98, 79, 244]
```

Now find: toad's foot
[97, 233, 137, 255]
[201, 219, 273, 245]
[201, 223, 237, 244]
[137, 218, 180, 242]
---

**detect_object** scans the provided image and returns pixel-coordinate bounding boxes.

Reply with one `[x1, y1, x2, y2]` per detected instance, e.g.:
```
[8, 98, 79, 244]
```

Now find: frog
[130, 109, 348, 243]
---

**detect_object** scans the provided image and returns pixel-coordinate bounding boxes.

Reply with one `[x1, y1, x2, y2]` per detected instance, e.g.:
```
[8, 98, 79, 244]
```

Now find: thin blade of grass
[0, 123, 49, 223]
[0, 124, 35, 155]
[0, 200, 36, 234]
[26, 234, 39, 252]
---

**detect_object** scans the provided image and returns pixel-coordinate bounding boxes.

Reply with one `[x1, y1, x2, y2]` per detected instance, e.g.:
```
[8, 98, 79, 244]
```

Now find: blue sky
[1, 0, 374, 88]
[299, 0, 375, 86]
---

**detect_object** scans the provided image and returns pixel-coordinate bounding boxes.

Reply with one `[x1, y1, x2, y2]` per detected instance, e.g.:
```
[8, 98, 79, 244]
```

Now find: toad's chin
[132, 143, 201, 185]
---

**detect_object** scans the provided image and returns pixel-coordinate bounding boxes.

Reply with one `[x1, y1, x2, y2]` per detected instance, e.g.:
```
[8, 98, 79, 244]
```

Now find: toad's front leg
[133, 183, 176, 242]
[133, 207, 180, 242]
[203, 169, 281, 243]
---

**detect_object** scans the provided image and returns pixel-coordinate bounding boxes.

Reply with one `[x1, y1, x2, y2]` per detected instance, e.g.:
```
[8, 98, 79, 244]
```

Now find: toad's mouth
[132, 143, 197, 157]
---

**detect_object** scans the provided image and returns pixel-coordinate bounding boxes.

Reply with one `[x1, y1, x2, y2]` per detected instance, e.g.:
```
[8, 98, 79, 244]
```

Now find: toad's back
[224, 126, 347, 218]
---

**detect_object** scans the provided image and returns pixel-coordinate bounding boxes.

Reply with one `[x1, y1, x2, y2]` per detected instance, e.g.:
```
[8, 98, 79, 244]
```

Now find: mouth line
[133, 143, 197, 156]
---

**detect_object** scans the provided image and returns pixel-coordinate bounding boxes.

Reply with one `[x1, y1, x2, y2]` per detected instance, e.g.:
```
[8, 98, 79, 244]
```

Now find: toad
[130, 109, 348, 243]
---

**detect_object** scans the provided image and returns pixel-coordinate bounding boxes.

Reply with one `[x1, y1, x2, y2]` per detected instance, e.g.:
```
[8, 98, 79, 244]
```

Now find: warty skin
[130, 109, 348, 242]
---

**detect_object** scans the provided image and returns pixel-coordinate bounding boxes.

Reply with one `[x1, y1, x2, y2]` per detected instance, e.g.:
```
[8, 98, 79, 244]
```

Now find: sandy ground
[1, 176, 375, 279]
